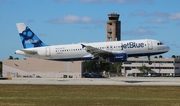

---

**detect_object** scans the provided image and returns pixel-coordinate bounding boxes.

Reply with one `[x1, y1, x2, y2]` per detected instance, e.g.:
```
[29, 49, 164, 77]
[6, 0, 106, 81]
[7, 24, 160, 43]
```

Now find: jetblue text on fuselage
[121, 42, 145, 50]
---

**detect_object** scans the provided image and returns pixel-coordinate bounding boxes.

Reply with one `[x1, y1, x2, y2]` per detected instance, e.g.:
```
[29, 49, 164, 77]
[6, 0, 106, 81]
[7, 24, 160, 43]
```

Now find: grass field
[0, 85, 180, 106]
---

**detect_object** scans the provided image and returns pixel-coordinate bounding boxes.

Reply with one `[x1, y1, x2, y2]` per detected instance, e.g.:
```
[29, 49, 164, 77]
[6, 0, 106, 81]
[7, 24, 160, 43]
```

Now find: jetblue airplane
[15, 23, 169, 65]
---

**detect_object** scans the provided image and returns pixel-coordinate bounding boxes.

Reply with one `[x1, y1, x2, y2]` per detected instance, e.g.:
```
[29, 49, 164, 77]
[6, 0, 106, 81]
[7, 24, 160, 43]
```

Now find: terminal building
[122, 57, 180, 77]
[3, 58, 83, 78]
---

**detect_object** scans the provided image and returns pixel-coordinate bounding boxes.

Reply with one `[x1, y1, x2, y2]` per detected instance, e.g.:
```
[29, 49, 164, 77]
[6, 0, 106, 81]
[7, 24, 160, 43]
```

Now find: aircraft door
[45, 47, 51, 57]
[147, 40, 153, 50]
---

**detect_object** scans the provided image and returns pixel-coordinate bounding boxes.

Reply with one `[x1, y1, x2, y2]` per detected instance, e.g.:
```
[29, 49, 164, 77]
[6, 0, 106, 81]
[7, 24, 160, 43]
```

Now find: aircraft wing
[81, 44, 113, 59]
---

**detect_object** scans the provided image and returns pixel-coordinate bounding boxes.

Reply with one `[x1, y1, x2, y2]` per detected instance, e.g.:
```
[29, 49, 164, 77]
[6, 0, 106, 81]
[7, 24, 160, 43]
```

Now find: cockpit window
[157, 42, 164, 45]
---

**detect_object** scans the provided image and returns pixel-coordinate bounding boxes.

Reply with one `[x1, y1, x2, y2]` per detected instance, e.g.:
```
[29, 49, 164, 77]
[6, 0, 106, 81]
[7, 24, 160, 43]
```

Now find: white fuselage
[15, 39, 169, 61]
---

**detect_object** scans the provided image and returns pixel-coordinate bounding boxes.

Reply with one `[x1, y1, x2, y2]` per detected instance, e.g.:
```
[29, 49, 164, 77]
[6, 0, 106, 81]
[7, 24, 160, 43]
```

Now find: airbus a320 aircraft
[15, 23, 169, 65]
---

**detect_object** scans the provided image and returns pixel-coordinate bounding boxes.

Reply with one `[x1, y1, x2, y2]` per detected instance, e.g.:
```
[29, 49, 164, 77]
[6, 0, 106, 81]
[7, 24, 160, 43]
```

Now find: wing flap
[81, 44, 112, 58]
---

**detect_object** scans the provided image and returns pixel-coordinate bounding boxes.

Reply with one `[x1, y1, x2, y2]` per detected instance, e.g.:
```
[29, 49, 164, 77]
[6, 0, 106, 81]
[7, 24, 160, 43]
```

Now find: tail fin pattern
[16, 23, 47, 49]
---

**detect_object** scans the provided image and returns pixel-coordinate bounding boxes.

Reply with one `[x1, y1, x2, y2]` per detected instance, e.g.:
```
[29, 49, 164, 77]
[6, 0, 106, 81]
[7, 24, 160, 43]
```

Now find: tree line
[83, 61, 122, 74]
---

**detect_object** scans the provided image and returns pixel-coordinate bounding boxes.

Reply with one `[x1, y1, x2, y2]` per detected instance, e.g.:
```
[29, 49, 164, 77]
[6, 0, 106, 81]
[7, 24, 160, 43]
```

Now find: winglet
[81, 44, 86, 48]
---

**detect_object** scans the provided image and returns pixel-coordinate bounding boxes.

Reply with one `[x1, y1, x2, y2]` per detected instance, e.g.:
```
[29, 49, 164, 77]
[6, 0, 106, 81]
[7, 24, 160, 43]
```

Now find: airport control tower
[106, 13, 121, 41]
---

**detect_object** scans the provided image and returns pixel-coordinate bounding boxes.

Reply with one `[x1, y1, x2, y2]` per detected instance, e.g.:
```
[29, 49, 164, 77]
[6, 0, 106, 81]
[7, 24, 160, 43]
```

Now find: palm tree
[14, 57, 19, 60]
[138, 65, 151, 74]
[138, 65, 146, 73]
[111, 62, 122, 76]
[172, 55, 176, 58]
[159, 55, 163, 58]
[8, 56, 13, 60]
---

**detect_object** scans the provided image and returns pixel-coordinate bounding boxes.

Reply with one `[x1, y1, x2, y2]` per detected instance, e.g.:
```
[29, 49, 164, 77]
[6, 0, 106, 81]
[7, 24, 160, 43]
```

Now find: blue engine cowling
[106, 53, 128, 62]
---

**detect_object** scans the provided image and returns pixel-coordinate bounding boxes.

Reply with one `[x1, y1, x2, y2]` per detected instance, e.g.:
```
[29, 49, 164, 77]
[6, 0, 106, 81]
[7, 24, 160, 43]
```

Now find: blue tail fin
[16, 23, 48, 49]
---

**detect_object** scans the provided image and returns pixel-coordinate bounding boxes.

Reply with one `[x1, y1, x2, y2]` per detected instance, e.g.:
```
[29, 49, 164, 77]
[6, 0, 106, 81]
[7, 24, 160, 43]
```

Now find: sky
[0, 0, 180, 61]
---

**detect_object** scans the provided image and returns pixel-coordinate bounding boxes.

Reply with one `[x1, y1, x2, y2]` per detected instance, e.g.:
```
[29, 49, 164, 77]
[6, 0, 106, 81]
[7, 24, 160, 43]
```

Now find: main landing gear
[148, 56, 152, 65]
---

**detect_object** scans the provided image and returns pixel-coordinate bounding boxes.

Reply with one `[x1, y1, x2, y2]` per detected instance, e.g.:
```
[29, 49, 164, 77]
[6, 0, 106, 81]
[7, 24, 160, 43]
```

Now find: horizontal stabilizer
[15, 49, 37, 55]
[21, 49, 37, 54]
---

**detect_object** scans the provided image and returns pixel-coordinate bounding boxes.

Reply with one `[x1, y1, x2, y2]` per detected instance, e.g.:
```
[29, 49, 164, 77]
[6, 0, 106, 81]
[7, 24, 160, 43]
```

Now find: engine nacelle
[106, 52, 128, 62]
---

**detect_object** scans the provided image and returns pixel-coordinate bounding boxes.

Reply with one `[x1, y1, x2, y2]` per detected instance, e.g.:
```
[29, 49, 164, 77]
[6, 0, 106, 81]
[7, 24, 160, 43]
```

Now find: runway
[1, 77, 180, 86]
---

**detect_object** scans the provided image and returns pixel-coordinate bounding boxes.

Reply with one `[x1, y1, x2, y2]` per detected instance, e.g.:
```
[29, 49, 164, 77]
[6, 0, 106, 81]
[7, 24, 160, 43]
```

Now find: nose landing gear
[148, 56, 152, 65]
